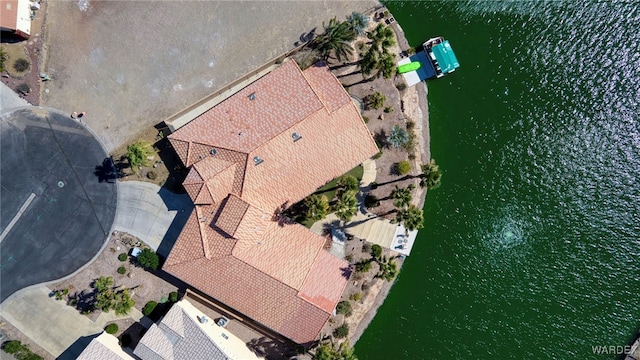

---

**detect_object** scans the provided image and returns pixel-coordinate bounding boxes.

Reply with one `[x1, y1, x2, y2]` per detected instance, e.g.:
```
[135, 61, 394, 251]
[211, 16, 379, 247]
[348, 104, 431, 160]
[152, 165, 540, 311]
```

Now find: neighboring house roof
[134, 300, 262, 360]
[76, 332, 135, 360]
[164, 60, 378, 344]
[0, 0, 31, 37]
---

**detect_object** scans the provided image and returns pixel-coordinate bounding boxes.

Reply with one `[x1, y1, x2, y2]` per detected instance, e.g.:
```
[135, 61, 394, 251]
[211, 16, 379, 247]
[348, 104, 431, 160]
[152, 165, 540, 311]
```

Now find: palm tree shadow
[94, 157, 126, 183]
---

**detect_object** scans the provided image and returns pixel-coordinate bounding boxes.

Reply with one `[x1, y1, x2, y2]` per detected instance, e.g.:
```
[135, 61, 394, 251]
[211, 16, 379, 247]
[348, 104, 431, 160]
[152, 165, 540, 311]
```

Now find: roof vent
[253, 156, 264, 165]
[292, 132, 302, 142]
[248, 92, 256, 100]
[199, 316, 209, 324]
[221, 333, 229, 340]
[210, 148, 217, 155]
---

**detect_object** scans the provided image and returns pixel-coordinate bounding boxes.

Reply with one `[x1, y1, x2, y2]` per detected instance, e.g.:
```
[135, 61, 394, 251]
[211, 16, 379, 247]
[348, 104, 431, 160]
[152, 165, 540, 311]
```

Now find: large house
[164, 60, 378, 345]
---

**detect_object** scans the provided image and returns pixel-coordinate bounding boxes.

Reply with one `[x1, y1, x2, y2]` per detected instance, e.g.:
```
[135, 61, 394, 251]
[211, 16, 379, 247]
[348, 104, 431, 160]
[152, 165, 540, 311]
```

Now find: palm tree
[419, 159, 442, 190]
[376, 52, 396, 79]
[376, 257, 399, 281]
[304, 194, 329, 222]
[360, 48, 378, 77]
[334, 190, 358, 223]
[314, 17, 357, 62]
[93, 276, 114, 293]
[114, 289, 135, 316]
[367, 23, 395, 55]
[390, 185, 412, 208]
[346, 12, 369, 36]
[394, 205, 424, 231]
[337, 175, 359, 195]
[387, 125, 409, 148]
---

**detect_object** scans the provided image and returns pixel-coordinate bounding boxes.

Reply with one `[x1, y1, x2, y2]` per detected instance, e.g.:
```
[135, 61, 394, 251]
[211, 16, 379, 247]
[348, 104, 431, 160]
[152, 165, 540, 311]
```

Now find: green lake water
[356, 2, 640, 359]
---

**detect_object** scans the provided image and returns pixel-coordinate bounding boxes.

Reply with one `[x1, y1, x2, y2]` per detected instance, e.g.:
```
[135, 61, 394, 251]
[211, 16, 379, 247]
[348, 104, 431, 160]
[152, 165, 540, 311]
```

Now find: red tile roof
[165, 60, 377, 344]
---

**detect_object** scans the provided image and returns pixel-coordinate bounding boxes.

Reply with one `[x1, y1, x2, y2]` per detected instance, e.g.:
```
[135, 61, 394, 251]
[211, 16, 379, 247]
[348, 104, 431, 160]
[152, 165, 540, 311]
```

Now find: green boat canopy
[432, 41, 460, 74]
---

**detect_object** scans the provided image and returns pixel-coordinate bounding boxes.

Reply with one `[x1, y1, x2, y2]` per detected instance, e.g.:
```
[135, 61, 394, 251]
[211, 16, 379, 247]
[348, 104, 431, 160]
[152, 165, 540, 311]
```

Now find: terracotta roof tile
[194, 185, 213, 205]
[164, 256, 330, 344]
[168, 61, 323, 154]
[215, 195, 249, 236]
[302, 63, 352, 113]
[183, 183, 204, 204]
[183, 167, 204, 185]
[163, 211, 206, 267]
[169, 138, 190, 166]
[242, 102, 378, 212]
[298, 251, 351, 313]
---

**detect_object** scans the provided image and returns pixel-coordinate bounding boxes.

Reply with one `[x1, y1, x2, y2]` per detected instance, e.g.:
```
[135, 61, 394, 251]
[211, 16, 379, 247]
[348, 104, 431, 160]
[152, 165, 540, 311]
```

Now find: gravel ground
[41, 0, 377, 152]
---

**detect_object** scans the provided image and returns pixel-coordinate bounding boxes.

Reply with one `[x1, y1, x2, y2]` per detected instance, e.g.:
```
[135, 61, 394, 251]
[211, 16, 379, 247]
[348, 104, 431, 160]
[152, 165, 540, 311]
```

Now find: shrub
[406, 120, 416, 130]
[333, 323, 349, 339]
[117, 266, 127, 275]
[350, 292, 363, 301]
[105, 323, 119, 334]
[13, 58, 29, 72]
[396, 82, 407, 91]
[363, 116, 369, 124]
[396, 161, 412, 175]
[361, 282, 370, 291]
[371, 150, 383, 160]
[345, 254, 353, 263]
[383, 106, 394, 113]
[142, 301, 158, 316]
[366, 92, 385, 110]
[336, 301, 352, 317]
[408, 153, 417, 160]
[362, 243, 371, 253]
[369, 181, 378, 190]
[407, 46, 416, 55]
[126, 141, 154, 171]
[0, 48, 7, 72]
[118, 253, 128, 262]
[355, 260, 372, 273]
[169, 291, 178, 302]
[364, 194, 380, 209]
[371, 244, 383, 259]
[3, 340, 25, 354]
[137, 248, 159, 270]
[16, 83, 30, 94]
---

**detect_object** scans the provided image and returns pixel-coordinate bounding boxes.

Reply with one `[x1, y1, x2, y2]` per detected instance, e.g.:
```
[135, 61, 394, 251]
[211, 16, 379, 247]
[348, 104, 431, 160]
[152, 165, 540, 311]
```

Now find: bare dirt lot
[41, 0, 376, 152]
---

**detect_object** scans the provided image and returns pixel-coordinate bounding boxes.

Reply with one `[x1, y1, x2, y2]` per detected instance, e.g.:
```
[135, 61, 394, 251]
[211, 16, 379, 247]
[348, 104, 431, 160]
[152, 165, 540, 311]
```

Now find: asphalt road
[0, 108, 117, 302]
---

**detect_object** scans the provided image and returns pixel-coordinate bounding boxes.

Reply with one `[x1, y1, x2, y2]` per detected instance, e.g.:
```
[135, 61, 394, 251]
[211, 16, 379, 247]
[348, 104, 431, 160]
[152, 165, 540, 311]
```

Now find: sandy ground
[41, 0, 377, 152]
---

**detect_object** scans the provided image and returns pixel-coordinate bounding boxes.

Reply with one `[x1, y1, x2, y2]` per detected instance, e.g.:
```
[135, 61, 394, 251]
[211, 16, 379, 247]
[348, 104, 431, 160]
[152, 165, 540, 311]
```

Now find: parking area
[41, 0, 376, 152]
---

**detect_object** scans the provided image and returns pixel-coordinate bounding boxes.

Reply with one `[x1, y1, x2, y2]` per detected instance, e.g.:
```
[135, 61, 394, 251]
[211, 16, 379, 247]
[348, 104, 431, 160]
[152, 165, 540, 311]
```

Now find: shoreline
[349, 15, 431, 346]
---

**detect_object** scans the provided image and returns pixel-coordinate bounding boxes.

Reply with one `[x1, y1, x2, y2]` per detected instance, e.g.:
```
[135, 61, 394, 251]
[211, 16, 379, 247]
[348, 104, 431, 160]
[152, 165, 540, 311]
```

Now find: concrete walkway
[0, 286, 102, 358]
[361, 159, 377, 187]
[113, 181, 192, 256]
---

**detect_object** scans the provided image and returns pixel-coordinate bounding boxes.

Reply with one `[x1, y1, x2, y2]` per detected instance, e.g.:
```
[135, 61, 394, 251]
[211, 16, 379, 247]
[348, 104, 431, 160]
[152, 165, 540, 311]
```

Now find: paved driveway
[113, 181, 192, 258]
[41, 1, 377, 151]
[0, 108, 117, 302]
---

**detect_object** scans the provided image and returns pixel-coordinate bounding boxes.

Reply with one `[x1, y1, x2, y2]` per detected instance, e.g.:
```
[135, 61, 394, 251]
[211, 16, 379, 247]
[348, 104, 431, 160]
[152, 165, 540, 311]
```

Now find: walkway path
[0, 287, 102, 358]
[113, 181, 192, 257]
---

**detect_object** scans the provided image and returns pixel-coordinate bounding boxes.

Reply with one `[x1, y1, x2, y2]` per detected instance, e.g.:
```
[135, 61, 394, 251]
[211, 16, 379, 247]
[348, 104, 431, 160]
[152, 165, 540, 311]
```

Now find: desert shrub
[16, 83, 30, 94]
[406, 119, 416, 130]
[363, 116, 369, 124]
[105, 323, 118, 334]
[142, 301, 158, 316]
[117, 266, 127, 275]
[407, 46, 416, 55]
[126, 141, 154, 171]
[362, 243, 371, 253]
[409, 153, 417, 160]
[355, 260, 372, 273]
[333, 324, 349, 339]
[0, 48, 7, 72]
[336, 301, 353, 317]
[371, 150, 383, 160]
[118, 253, 128, 261]
[361, 282, 370, 291]
[371, 244, 383, 259]
[364, 194, 380, 209]
[350, 292, 363, 301]
[383, 106, 394, 113]
[3, 340, 25, 354]
[396, 82, 407, 91]
[345, 254, 353, 263]
[169, 291, 179, 302]
[13, 58, 29, 72]
[366, 92, 385, 110]
[396, 161, 412, 175]
[137, 248, 159, 270]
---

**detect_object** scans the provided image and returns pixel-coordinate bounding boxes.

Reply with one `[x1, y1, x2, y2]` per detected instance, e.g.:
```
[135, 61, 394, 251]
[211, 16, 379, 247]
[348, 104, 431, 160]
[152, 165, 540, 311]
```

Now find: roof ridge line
[195, 206, 211, 259]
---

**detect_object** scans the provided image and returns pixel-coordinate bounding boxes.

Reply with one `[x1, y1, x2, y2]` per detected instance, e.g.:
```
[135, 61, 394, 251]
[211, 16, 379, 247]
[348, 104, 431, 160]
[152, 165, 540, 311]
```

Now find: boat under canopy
[431, 40, 460, 75]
